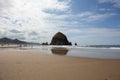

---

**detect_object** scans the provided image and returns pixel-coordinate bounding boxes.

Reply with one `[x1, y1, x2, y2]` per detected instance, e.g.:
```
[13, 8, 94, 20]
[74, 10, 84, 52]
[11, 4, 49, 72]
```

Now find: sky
[0, 0, 120, 45]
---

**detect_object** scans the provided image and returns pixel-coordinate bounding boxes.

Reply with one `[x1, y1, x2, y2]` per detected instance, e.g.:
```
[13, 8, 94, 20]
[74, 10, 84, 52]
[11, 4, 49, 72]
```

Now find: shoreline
[0, 47, 120, 59]
[0, 50, 120, 80]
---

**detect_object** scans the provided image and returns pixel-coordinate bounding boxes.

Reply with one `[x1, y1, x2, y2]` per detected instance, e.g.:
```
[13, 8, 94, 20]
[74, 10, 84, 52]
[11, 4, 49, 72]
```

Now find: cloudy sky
[0, 0, 120, 45]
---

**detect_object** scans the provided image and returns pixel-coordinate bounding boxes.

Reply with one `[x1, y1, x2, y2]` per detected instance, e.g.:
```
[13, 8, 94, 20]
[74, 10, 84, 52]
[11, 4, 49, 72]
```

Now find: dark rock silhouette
[50, 32, 72, 45]
[41, 42, 48, 45]
[75, 43, 77, 46]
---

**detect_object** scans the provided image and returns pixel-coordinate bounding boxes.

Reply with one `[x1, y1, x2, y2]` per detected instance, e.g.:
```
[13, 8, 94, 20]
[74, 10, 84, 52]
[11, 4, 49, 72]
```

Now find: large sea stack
[50, 32, 72, 45]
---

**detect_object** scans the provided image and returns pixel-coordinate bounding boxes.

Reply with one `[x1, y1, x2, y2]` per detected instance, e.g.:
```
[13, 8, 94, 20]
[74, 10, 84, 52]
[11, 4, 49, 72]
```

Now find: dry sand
[0, 50, 120, 80]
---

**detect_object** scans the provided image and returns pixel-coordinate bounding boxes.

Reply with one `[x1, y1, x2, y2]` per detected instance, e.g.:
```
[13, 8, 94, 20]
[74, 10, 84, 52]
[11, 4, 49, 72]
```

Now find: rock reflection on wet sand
[51, 47, 69, 55]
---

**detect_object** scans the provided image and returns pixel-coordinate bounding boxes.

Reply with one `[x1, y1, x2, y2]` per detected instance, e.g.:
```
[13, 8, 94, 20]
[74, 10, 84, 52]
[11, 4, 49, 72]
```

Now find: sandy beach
[0, 50, 120, 80]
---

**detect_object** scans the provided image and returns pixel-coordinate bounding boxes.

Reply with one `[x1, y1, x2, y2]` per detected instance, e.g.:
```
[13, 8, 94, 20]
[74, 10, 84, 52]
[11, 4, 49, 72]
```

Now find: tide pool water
[0, 45, 120, 59]
[28, 46, 120, 59]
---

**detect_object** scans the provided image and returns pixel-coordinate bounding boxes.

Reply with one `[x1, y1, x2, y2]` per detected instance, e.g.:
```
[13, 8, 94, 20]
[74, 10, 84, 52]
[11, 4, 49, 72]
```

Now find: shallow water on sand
[0, 45, 120, 59]
[26, 46, 120, 59]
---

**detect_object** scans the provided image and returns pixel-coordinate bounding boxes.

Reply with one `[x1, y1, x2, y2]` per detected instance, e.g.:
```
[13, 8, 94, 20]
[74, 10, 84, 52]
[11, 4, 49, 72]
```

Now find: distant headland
[0, 37, 40, 45]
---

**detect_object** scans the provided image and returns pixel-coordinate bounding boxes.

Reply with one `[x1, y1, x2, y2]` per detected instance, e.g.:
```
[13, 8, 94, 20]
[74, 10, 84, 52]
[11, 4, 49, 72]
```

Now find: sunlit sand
[0, 50, 120, 80]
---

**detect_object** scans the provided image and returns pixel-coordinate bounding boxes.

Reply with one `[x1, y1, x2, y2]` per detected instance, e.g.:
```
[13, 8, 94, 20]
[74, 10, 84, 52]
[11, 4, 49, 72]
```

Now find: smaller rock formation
[41, 42, 48, 45]
[50, 32, 72, 45]
[75, 43, 77, 46]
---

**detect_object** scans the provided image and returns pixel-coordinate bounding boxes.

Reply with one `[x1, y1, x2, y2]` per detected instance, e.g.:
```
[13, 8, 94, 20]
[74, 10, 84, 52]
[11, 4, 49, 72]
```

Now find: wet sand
[0, 50, 120, 80]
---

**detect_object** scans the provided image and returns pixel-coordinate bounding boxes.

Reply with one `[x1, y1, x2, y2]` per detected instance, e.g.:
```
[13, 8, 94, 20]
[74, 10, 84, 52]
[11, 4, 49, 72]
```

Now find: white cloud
[98, 0, 120, 8]
[78, 11, 116, 22]
[70, 29, 81, 33]
[0, 0, 13, 12]
[44, 11, 116, 27]
[9, 29, 21, 33]
[0, 0, 119, 45]
[0, 0, 71, 42]
[99, 8, 112, 11]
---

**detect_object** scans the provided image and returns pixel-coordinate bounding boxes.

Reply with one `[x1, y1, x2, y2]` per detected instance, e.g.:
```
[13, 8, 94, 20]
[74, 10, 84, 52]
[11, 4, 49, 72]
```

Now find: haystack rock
[50, 32, 72, 45]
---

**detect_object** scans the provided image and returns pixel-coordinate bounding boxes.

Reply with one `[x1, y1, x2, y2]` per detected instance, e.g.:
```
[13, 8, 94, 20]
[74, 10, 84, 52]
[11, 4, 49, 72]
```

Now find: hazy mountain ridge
[0, 37, 40, 45]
